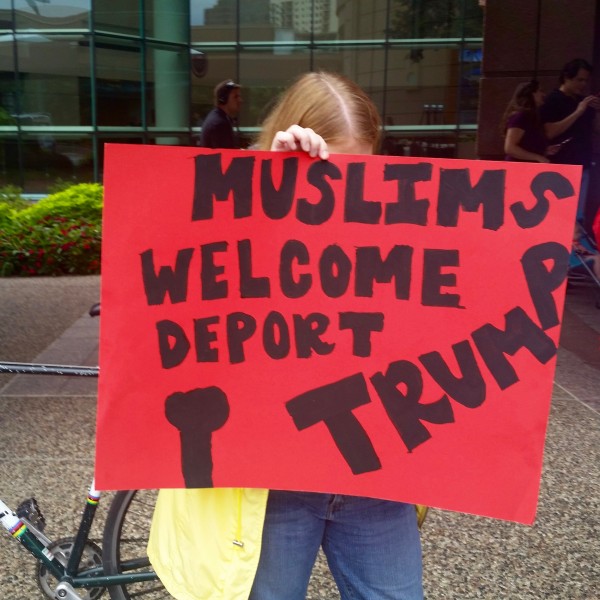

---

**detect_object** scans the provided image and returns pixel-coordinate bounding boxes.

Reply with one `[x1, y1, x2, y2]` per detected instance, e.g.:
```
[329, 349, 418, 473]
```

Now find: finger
[270, 131, 298, 152]
[307, 129, 330, 160]
[287, 125, 316, 154]
[271, 126, 330, 160]
[295, 127, 329, 159]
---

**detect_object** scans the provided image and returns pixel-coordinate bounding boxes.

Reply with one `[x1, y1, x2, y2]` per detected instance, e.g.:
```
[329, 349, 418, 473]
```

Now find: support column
[153, 0, 189, 145]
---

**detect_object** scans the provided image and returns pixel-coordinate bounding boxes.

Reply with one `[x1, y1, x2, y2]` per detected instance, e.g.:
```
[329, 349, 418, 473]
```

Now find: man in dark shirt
[540, 58, 600, 227]
[199, 80, 242, 149]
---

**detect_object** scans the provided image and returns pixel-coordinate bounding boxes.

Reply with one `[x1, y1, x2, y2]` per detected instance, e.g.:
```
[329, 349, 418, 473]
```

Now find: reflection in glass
[21, 134, 93, 192]
[14, 0, 90, 30]
[94, 0, 139, 35]
[0, 0, 484, 192]
[458, 47, 481, 124]
[0, 1, 12, 29]
[313, 45, 385, 116]
[95, 38, 142, 127]
[336, 0, 387, 40]
[190, 48, 237, 123]
[386, 46, 467, 127]
[0, 27, 16, 126]
[388, 0, 483, 39]
[0, 135, 19, 188]
[190, 0, 234, 43]
[239, 46, 310, 128]
[16, 35, 91, 126]
[379, 132, 478, 159]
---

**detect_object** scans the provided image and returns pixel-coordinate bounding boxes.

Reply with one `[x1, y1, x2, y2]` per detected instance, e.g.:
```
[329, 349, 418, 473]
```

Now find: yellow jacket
[147, 487, 269, 600]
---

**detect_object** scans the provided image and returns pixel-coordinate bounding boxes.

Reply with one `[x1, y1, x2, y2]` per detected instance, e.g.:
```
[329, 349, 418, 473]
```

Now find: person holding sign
[148, 72, 424, 600]
[248, 72, 423, 600]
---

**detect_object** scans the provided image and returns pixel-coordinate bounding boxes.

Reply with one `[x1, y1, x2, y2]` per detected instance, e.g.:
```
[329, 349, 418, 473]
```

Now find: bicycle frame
[0, 360, 159, 598]
[1, 481, 157, 593]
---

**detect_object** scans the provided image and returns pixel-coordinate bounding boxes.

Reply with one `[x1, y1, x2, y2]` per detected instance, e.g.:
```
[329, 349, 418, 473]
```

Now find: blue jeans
[249, 491, 423, 600]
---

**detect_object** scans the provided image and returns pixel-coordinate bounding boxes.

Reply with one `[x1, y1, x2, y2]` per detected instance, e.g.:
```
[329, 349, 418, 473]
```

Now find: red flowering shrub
[0, 183, 103, 276]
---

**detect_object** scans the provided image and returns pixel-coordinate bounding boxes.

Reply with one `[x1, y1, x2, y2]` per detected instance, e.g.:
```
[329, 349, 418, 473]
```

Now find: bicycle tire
[102, 490, 170, 599]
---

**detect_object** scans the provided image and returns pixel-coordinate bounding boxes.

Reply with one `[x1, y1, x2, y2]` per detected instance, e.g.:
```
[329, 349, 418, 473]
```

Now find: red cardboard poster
[97, 144, 580, 524]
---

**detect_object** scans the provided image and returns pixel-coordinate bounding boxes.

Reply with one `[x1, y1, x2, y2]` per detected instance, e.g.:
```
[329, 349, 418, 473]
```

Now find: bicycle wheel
[102, 490, 171, 599]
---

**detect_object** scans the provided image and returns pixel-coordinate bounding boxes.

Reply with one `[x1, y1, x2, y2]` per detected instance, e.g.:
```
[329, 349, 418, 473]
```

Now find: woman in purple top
[500, 80, 559, 162]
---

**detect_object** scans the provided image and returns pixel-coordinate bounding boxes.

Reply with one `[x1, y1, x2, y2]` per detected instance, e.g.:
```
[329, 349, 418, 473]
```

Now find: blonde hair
[256, 71, 381, 153]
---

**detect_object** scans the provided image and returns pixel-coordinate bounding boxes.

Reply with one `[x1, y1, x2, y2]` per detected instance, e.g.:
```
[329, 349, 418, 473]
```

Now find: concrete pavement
[0, 275, 598, 599]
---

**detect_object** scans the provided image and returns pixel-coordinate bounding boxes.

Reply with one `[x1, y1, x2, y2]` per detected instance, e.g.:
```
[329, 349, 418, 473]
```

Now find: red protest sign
[96, 144, 580, 524]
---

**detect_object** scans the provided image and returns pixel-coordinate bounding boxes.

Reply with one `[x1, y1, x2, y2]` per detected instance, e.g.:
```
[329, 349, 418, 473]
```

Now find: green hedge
[0, 183, 103, 276]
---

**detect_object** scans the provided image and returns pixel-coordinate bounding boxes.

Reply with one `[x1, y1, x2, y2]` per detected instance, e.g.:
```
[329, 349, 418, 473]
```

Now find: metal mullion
[10, 0, 25, 188]
[140, 0, 147, 140]
[454, 0, 468, 144]
[186, 0, 192, 146]
[90, 0, 99, 181]
[236, 0, 240, 81]
[309, 0, 315, 72]
[382, 0, 391, 135]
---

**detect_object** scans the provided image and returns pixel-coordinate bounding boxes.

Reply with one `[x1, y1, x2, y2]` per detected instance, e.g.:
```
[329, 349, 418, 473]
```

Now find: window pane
[463, 0, 484, 37]
[0, 1, 12, 28]
[335, 0, 388, 40]
[0, 135, 20, 188]
[95, 37, 142, 126]
[239, 0, 272, 40]
[191, 0, 235, 43]
[239, 46, 311, 128]
[21, 134, 92, 193]
[381, 132, 459, 158]
[458, 46, 481, 124]
[147, 133, 192, 146]
[14, 0, 90, 30]
[386, 46, 461, 126]
[239, 1, 317, 43]
[16, 35, 91, 126]
[313, 45, 385, 116]
[54, 135, 94, 175]
[389, 0, 483, 39]
[249, 1, 389, 42]
[0, 31, 16, 123]
[191, 47, 237, 122]
[94, 0, 139, 35]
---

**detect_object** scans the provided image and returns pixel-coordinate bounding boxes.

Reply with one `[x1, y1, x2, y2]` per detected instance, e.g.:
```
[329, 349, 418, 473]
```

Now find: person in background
[149, 71, 424, 600]
[501, 80, 559, 163]
[199, 79, 242, 149]
[540, 58, 600, 229]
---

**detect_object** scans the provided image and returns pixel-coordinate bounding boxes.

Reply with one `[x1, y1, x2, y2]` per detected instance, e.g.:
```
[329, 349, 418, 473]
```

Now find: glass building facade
[0, 0, 483, 194]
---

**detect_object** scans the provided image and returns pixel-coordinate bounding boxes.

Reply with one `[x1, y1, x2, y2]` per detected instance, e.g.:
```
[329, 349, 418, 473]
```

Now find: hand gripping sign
[96, 144, 580, 524]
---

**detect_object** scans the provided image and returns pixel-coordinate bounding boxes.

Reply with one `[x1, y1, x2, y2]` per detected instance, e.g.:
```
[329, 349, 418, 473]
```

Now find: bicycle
[0, 477, 164, 599]
[0, 305, 168, 599]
